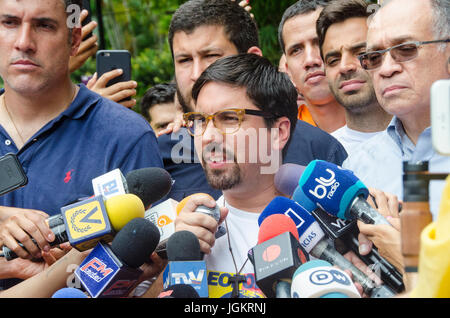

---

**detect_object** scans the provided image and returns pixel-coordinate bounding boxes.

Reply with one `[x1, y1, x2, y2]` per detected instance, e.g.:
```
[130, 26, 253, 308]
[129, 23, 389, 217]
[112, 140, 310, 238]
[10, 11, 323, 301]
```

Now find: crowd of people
[0, 0, 448, 299]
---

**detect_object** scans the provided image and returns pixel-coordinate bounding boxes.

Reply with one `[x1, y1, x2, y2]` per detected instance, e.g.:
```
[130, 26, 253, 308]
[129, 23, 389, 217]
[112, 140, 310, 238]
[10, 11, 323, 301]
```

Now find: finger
[175, 223, 215, 254]
[77, 34, 98, 54]
[119, 99, 137, 109]
[157, 123, 175, 136]
[386, 193, 400, 217]
[96, 69, 123, 88]
[386, 216, 401, 231]
[41, 250, 57, 266]
[79, 9, 88, 24]
[86, 72, 97, 89]
[369, 188, 390, 217]
[2, 222, 38, 259]
[16, 217, 50, 256]
[103, 80, 137, 96]
[357, 231, 373, 255]
[108, 89, 137, 103]
[26, 212, 55, 244]
[218, 207, 229, 225]
[81, 21, 98, 39]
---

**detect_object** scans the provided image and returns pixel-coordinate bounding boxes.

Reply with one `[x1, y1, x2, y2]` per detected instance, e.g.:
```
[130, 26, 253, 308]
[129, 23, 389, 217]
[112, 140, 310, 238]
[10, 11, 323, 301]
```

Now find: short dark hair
[168, 0, 259, 56]
[141, 83, 177, 121]
[317, 0, 371, 60]
[192, 53, 298, 158]
[278, 0, 331, 53]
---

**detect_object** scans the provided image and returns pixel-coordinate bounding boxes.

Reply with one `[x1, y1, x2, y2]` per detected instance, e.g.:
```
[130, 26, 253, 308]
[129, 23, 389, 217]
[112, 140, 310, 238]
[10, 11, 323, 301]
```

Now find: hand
[0, 207, 55, 260]
[175, 194, 228, 254]
[156, 112, 185, 137]
[343, 250, 383, 298]
[139, 252, 168, 283]
[86, 70, 138, 108]
[358, 188, 402, 255]
[69, 9, 98, 73]
[0, 243, 72, 280]
[232, 0, 254, 19]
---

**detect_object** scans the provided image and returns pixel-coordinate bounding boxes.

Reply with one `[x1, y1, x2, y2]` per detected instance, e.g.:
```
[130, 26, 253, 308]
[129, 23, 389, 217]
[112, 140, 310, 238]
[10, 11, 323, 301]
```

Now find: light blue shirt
[342, 117, 450, 220]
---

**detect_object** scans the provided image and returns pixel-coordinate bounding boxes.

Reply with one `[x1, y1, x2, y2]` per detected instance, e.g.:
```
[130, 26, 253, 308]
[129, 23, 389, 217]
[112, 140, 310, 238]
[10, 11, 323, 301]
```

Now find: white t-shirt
[204, 196, 265, 298]
[331, 125, 381, 156]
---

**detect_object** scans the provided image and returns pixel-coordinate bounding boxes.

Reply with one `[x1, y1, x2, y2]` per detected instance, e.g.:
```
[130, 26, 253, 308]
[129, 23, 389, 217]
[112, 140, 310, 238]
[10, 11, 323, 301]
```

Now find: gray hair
[376, 0, 449, 51]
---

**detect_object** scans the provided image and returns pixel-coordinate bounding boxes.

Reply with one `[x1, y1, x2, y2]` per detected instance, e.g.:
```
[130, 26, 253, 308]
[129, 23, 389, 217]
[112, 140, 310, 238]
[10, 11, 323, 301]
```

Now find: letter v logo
[80, 206, 102, 224]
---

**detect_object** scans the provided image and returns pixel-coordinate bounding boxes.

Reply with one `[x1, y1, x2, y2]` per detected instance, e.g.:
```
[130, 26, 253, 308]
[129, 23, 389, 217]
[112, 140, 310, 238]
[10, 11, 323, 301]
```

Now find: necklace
[223, 199, 250, 298]
[1, 86, 78, 148]
[1, 94, 25, 147]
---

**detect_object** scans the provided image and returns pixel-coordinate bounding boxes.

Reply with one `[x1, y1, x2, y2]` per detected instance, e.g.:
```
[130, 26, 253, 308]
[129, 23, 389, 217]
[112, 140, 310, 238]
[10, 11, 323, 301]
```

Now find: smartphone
[0, 153, 28, 196]
[96, 50, 131, 86]
[431, 79, 450, 156]
[82, 0, 93, 39]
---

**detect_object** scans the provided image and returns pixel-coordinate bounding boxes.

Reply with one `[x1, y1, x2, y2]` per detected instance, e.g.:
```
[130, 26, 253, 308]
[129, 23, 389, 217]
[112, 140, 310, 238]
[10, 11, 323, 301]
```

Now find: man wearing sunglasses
[342, 0, 450, 220]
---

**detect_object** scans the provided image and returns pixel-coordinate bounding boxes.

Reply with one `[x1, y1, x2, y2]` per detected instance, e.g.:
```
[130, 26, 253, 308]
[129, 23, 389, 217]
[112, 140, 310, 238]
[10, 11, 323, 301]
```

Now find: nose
[190, 58, 206, 83]
[377, 51, 402, 78]
[339, 52, 358, 76]
[14, 23, 36, 54]
[303, 43, 323, 71]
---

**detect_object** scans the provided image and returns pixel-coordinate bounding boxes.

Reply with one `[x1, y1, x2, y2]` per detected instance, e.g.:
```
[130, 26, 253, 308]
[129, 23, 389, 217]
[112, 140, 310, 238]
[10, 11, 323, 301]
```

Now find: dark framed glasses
[358, 39, 450, 70]
[183, 108, 276, 136]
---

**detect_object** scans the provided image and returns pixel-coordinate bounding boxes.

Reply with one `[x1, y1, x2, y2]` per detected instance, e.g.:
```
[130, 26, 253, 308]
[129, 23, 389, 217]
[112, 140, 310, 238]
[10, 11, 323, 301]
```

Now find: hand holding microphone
[175, 193, 228, 254]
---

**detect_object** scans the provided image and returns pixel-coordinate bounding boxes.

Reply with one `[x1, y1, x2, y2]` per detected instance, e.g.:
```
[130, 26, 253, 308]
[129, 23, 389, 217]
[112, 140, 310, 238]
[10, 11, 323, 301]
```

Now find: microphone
[125, 167, 172, 209]
[283, 197, 395, 298]
[157, 284, 200, 298]
[298, 160, 391, 225]
[274, 163, 306, 197]
[150, 193, 225, 259]
[1, 193, 146, 260]
[252, 214, 309, 298]
[52, 287, 89, 298]
[291, 260, 361, 298]
[92, 167, 172, 209]
[162, 230, 208, 297]
[75, 217, 160, 298]
[292, 186, 406, 294]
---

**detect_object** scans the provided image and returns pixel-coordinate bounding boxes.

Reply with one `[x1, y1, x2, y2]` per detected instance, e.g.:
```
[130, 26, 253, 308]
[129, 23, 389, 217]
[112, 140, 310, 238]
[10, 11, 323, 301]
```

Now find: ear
[70, 27, 82, 56]
[247, 46, 263, 57]
[270, 117, 291, 153]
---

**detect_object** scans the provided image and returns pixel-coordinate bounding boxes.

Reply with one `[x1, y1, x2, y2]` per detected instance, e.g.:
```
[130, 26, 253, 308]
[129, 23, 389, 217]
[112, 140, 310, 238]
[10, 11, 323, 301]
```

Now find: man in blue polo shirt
[0, 0, 162, 282]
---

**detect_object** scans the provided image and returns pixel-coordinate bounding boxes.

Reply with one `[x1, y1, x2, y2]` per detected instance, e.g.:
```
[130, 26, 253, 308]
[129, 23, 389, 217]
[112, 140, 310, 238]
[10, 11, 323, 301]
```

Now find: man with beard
[317, 0, 392, 155]
[157, 0, 347, 202]
[173, 53, 297, 298]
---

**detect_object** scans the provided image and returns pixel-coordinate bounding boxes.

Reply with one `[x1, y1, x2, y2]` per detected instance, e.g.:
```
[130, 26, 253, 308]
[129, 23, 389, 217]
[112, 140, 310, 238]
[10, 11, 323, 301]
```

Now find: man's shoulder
[285, 120, 348, 165]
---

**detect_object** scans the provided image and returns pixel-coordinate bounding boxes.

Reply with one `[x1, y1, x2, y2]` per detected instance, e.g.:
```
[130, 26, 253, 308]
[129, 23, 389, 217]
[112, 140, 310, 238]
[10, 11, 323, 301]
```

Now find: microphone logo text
[80, 257, 114, 282]
[309, 168, 340, 200]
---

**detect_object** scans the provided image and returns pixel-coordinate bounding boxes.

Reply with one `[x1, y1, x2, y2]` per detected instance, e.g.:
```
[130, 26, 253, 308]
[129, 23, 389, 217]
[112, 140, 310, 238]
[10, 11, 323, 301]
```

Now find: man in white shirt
[316, 0, 392, 155]
[174, 53, 297, 298]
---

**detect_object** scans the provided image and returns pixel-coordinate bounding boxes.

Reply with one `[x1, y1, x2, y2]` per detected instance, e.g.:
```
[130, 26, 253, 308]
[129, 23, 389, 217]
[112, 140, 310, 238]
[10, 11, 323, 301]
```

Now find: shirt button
[5, 140, 11, 146]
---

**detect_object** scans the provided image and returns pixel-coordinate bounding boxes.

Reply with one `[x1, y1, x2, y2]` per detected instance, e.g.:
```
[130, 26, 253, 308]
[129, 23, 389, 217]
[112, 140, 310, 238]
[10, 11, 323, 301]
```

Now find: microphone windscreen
[258, 214, 299, 244]
[158, 284, 199, 298]
[166, 230, 202, 261]
[104, 193, 145, 231]
[298, 160, 368, 220]
[275, 163, 306, 197]
[111, 217, 160, 268]
[126, 167, 172, 208]
[52, 288, 88, 298]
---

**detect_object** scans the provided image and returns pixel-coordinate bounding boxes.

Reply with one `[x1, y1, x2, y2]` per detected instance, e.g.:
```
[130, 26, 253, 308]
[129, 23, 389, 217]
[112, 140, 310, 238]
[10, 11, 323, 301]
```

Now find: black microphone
[163, 230, 208, 297]
[126, 167, 173, 208]
[75, 217, 160, 298]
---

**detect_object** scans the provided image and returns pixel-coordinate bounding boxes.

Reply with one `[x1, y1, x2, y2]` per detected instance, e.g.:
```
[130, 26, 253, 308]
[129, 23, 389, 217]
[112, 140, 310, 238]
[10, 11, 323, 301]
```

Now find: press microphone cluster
[274, 162, 405, 294]
[75, 217, 160, 298]
[1, 167, 172, 261]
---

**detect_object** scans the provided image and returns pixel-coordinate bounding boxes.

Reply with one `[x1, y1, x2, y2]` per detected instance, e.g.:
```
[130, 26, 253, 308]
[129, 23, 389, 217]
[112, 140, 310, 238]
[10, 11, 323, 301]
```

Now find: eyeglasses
[358, 39, 450, 70]
[183, 108, 276, 136]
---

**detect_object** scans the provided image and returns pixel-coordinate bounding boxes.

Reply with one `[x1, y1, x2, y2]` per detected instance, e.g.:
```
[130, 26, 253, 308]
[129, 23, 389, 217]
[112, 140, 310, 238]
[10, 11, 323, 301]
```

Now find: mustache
[202, 142, 236, 163]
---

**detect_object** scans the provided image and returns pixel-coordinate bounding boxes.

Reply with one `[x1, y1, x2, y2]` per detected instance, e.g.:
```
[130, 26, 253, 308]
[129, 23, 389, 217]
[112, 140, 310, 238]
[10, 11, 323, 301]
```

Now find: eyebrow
[324, 42, 367, 60]
[0, 14, 59, 26]
[367, 36, 416, 51]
